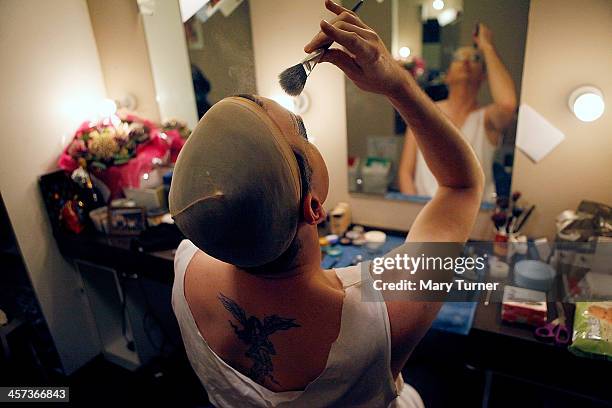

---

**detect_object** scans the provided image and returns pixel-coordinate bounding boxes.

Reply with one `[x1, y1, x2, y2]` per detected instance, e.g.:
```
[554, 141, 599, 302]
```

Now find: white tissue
[516, 104, 565, 163]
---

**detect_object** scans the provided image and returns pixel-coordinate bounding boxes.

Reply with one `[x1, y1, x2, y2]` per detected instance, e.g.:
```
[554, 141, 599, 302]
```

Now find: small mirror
[346, 0, 530, 207]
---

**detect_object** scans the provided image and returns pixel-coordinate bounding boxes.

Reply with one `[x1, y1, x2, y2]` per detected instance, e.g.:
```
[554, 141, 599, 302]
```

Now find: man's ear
[302, 193, 326, 225]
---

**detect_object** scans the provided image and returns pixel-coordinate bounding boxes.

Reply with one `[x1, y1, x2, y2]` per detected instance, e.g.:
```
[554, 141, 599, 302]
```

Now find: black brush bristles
[279, 63, 307, 96]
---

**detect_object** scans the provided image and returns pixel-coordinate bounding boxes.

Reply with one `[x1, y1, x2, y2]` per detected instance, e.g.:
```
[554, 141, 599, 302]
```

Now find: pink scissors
[535, 302, 570, 345]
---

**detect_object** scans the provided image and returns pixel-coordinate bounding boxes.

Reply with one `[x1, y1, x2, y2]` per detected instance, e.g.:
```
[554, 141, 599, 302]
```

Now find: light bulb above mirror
[399, 46, 411, 59]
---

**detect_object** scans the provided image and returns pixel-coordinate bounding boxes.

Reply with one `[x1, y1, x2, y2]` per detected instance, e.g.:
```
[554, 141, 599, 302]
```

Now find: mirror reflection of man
[399, 24, 517, 200]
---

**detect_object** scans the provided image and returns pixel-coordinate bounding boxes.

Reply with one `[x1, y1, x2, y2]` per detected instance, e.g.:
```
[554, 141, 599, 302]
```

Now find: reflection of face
[257, 97, 329, 204]
[446, 47, 485, 86]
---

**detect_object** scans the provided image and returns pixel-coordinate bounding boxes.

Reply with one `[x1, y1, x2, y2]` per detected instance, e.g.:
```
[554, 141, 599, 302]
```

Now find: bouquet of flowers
[161, 119, 191, 163]
[59, 113, 189, 199]
[63, 114, 155, 169]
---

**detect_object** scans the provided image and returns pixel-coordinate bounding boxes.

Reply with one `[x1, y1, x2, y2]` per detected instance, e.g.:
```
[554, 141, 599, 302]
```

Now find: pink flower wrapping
[58, 114, 188, 199]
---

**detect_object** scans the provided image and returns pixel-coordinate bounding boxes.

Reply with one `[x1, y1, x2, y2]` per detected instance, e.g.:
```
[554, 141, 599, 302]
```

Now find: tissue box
[501, 285, 548, 326]
[124, 186, 167, 211]
[89, 206, 109, 234]
[361, 157, 391, 195]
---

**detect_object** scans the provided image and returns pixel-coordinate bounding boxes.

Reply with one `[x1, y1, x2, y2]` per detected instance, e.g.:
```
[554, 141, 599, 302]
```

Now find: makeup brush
[472, 22, 480, 48]
[279, 0, 365, 96]
[506, 191, 522, 233]
[491, 211, 507, 233]
[509, 206, 524, 233]
[496, 196, 509, 210]
[514, 205, 535, 233]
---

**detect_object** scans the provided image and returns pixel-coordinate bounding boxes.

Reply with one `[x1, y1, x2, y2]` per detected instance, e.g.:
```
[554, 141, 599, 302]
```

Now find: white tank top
[172, 240, 424, 408]
[414, 108, 496, 200]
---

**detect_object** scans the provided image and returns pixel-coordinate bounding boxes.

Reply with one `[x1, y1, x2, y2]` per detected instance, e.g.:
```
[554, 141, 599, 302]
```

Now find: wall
[0, 0, 104, 374]
[188, 0, 257, 105]
[511, 0, 612, 238]
[87, 0, 160, 121]
[249, 0, 492, 239]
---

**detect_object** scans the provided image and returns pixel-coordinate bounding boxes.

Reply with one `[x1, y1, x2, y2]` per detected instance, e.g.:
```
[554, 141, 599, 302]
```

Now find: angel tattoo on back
[218, 293, 301, 385]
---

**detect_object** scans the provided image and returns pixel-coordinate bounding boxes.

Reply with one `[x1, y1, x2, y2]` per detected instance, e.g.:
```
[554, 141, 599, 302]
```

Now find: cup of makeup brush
[493, 232, 508, 258]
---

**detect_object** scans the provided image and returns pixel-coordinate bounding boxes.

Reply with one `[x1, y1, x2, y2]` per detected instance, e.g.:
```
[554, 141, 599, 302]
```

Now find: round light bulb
[98, 98, 117, 117]
[271, 92, 310, 115]
[271, 94, 295, 113]
[432, 0, 445, 11]
[569, 86, 605, 122]
[399, 46, 411, 58]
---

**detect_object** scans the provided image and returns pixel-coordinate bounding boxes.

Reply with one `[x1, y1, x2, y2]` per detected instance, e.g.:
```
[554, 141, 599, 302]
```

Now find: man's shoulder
[175, 240, 199, 268]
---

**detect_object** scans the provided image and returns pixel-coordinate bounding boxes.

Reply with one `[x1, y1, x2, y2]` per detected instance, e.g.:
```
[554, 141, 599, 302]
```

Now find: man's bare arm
[476, 24, 517, 142]
[305, 0, 484, 376]
[398, 128, 418, 195]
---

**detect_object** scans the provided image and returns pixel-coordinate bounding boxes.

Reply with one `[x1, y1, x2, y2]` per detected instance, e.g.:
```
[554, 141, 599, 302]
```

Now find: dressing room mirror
[182, 0, 257, 118]
[345, 0, 530, 206]
[138, 0, 529, 207]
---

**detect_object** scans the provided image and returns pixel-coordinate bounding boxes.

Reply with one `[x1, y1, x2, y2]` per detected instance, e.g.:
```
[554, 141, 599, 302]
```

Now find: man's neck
[251, 260, 321, 281]
[247, 226, 322, 281]
[447, 82, 480, 114]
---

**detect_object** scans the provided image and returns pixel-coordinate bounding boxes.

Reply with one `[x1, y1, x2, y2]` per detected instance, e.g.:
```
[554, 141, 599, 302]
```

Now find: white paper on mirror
[516, 104, 565, 163]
